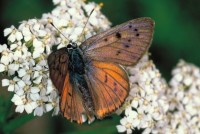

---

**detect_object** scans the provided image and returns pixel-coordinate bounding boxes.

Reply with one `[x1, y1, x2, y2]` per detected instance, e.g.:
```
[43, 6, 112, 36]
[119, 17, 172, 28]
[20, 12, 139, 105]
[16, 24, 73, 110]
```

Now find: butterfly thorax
[68, 44, 94, 112]
[68, 47, 85, 74]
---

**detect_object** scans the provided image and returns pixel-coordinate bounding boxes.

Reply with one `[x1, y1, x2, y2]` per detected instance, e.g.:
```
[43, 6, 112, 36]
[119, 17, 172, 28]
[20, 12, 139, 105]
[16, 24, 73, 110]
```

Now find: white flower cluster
[152, 60, 200, 134]
[0, 0, 110, 117]
[116, 54, 169, 134]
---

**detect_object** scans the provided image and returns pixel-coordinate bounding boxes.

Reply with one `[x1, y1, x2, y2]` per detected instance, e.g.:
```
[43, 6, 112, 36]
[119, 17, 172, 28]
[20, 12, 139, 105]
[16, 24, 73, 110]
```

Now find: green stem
[1, 93, 14, 122]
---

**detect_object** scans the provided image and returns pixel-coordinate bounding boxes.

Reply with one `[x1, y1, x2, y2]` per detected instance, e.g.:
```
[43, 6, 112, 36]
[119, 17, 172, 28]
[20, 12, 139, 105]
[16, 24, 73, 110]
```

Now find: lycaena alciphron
[48, 12, 154, 123]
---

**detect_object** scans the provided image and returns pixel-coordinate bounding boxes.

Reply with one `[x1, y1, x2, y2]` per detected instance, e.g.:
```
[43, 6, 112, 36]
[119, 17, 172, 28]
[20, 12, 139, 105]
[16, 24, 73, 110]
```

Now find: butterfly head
[67, 41, 77, 50]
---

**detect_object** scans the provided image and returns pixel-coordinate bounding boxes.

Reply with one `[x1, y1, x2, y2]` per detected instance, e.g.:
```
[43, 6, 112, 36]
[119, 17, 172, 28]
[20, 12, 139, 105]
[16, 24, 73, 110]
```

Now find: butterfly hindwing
[60, 73, 87, 124]
[85, 61, 129, 118]
[81, 17, 154, 66]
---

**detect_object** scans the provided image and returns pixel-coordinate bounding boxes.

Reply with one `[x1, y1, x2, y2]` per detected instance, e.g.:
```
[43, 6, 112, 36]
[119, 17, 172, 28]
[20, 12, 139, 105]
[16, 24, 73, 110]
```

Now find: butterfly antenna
[48, 19, 71, 42]
[79, 8, 95, 41]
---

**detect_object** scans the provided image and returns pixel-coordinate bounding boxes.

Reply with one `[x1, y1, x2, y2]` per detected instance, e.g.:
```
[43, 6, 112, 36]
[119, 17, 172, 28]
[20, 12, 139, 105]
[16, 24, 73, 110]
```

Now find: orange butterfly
[47, 18, 154, 124]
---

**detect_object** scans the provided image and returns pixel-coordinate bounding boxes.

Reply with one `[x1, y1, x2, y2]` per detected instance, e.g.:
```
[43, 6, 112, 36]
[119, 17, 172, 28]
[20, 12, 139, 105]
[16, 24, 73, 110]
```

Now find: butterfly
[47, 17, 154, 124]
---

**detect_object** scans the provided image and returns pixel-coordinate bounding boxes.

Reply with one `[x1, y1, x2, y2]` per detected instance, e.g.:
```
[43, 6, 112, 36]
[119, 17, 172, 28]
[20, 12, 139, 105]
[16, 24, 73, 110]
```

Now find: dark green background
[0, 0, 200, 134]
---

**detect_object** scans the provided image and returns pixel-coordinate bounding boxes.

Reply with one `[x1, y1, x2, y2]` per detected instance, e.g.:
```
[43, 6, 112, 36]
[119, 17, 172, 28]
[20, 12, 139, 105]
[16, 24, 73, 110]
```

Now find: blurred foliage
[0, 0, 200, 134]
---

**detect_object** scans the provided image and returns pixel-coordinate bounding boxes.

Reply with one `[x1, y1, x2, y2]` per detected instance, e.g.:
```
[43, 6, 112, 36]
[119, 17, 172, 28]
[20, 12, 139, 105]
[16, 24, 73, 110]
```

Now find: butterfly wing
[48, 47, 69, 93]
[84, 61, 129, 118]
[48, 48, 89, 124]
[80, 17, 154, 66]
[60, 73, 88, 124]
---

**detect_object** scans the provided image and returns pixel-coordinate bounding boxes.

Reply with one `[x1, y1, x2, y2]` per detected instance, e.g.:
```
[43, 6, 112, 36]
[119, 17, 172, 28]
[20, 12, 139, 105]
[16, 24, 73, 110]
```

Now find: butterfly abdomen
[77, 77, 94, 111]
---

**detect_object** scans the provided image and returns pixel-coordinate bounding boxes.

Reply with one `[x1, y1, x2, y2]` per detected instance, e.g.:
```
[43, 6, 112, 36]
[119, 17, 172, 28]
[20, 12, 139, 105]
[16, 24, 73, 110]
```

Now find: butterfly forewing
[48, 48, 69, 93]
[81, 17, 154, 66]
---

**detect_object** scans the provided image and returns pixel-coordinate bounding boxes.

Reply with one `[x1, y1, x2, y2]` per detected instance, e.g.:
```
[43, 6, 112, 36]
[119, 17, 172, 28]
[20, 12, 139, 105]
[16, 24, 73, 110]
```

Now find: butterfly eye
[67, 44, 73, 49]
[59, 54, 68, 63]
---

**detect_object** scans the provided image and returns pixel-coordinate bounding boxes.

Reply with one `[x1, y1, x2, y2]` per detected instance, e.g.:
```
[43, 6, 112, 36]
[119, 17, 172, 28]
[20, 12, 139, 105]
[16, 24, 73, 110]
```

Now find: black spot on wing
[114, 82, 117, 86]
[113, 82, 118, 92]
[68, 92, 72, 97]
[116, 50, 121, 56]
[124, 44, 130, 48]
[104, 74, 108, 83]
[116, 32, 121, 39]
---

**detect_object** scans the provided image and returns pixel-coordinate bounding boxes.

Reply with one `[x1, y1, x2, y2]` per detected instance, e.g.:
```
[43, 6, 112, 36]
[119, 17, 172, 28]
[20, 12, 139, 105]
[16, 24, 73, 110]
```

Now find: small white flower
[11, 94, 34, 114]
[117, 117, 134, 134]
[0, 44, 13, 65]
[32, 39, 45, 59]
[8, 63, 20, 73]
[15, 81, 27, 96]
[4, 26, 23, 42]
[46, 79, 55, 94]
[31, 87, 40, 93]
[21, 26, 32, 42]
[46, 91, 59, 114]
[33, 61, 48, 84]
[30, 92, 48, 116]
[17, 66, 32, 85]
[4, 25, 15, 36]
[0, 44, 8, 52]
[2, 77, 21, 92]
[33, 23, 44, 36]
